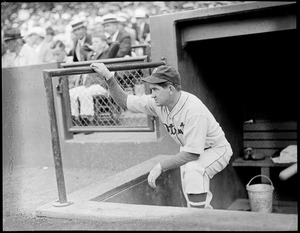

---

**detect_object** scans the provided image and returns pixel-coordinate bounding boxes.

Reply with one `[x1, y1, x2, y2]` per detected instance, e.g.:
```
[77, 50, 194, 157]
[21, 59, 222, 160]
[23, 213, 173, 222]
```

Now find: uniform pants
[181, 144, 233, 208]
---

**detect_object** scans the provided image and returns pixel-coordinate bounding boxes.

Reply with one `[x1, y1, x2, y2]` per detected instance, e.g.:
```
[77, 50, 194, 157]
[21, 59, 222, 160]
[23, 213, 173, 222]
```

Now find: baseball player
[90, 63, 233, 209]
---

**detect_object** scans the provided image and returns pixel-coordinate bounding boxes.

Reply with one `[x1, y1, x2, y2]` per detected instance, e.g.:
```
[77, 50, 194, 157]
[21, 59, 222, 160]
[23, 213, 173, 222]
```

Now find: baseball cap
[3, 28, 23, 42]
[142, 65, 181, 85]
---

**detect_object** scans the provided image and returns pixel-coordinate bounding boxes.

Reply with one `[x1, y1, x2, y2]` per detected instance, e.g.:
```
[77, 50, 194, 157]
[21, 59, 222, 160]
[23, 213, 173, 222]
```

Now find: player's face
[149, 83, 172, 107]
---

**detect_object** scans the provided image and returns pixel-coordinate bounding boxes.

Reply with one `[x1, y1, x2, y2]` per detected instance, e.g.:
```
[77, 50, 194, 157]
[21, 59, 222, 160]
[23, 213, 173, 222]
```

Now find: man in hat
[2, 28, 41, 67]
[89, 62, 233, 209]
[102, 13, 131, 58]
[70, 20, 92, 62]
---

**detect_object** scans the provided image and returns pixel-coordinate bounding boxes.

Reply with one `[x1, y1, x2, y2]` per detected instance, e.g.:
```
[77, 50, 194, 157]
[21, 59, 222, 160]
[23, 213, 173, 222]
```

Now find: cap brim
[72, 25, 85, 31]
[4, 36, 23, 42]
[141, 75, 167, 84]
[102, 20, 119, 24]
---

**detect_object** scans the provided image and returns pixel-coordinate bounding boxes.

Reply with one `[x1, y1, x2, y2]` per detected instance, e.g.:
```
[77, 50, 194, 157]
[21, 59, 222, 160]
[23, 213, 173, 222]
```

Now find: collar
[111, 30, 119, 42]
[165, 91, 189, 118]
[78, 36, 86, 45]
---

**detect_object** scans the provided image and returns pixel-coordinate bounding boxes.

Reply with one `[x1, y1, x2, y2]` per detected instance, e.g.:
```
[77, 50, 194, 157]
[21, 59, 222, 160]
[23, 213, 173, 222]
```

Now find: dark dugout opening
[180, 29, 297, 204]
[184, 29, 297, 123]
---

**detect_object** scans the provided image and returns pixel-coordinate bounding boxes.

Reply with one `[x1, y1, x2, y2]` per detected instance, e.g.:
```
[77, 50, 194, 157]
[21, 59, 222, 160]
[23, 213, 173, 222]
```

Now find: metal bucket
[246, 175, 274, 213]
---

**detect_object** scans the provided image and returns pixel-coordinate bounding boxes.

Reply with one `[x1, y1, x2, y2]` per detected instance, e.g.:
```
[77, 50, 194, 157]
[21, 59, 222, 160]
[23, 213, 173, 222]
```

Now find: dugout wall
[149, 1, 297, 209]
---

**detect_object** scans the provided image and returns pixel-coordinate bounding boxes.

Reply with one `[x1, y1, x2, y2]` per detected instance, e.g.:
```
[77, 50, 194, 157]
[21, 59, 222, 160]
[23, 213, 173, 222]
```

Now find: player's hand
[90, 63, 113, 81]
[147, 163, 162, 188]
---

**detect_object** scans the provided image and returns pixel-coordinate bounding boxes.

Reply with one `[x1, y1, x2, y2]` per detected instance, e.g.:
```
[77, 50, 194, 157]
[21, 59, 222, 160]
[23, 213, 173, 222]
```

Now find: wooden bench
[230, 120, 297, 213]
[232, 120, 297, 182]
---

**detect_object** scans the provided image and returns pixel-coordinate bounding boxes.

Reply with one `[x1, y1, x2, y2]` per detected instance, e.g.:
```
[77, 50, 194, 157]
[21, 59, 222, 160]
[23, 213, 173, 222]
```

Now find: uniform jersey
[127, 91, 229, 155]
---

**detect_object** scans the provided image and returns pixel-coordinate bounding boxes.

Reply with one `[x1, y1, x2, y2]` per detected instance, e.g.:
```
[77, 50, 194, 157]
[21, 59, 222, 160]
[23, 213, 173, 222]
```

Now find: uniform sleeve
[127, 94, 158, 117]
[160, 151, 199, 171]
[180, 115, 208, 155]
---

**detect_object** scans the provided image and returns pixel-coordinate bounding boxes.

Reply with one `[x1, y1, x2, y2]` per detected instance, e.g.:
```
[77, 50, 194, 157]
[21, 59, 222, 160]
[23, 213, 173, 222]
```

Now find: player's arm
[159, 115, 207, 171]
[148, 151, 199, 188]
[90, 63, 128, 110]
[160, 151, 199, 172]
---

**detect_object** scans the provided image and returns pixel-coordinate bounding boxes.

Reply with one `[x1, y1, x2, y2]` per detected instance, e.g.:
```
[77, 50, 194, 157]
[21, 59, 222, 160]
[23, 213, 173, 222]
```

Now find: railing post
[43, 71, 72, 207]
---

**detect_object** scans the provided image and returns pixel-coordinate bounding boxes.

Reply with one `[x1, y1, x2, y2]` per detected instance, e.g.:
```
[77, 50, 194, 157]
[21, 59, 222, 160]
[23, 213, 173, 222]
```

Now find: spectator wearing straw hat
[2, 28, 41, 67]
[70, 19, 92, 62]
[102, 13, 131, 58]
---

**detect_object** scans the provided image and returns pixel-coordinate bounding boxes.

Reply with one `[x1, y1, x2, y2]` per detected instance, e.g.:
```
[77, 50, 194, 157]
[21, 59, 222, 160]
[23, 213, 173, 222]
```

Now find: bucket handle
[246, 175, 274, 188]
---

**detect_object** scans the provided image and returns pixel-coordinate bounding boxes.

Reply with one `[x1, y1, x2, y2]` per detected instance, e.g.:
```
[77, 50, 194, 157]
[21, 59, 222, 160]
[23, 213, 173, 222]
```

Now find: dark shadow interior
[185, 29, 297, 122]
[182, 29, 297, 204]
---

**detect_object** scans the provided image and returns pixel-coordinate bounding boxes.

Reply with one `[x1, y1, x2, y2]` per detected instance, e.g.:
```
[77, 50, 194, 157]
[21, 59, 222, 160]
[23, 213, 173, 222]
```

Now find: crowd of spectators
[2, 2, 246, 62]
[1, 1, 161, 123]
[2, 8, 151, 67]
[1, 1, 246, 124]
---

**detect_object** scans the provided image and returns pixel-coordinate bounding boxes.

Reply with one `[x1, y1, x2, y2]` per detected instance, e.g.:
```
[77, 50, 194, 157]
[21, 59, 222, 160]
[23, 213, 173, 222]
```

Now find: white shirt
[111, 30, 119, 42]
[2, 51, 16, 68]
[2, 44, 41, 67]
[37, 40, 54, 62]
[35, 41, 43, 55]
[14, 44, 42, 67]
[127, 91, 228, 154]
[140, 22, 145, 33]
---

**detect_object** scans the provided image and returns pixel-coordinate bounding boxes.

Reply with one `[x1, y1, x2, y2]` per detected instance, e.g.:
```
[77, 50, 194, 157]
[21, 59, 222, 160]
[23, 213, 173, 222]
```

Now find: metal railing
[43, 60, 166, 204]
[46, 59, 166, 137]
[60, 55, 148, 68]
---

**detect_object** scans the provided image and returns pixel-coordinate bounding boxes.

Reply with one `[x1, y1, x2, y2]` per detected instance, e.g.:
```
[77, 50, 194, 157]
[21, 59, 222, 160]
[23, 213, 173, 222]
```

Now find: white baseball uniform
[127, 90, 233, 207]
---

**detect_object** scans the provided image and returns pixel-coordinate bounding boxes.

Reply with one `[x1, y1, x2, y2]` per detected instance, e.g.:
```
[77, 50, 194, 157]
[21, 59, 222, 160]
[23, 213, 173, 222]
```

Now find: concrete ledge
[36, 201, 297, 231]
[36, 155, 297, 231]
[66, 154, 171, 202]
[70, 131, 159, 143]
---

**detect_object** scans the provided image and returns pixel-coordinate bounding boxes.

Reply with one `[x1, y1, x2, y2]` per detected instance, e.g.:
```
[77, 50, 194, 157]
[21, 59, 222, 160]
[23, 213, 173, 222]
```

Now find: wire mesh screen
[67, 68, 152, 129]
